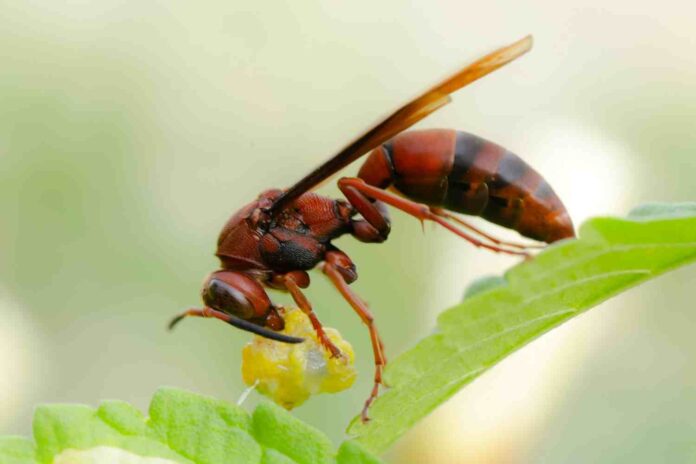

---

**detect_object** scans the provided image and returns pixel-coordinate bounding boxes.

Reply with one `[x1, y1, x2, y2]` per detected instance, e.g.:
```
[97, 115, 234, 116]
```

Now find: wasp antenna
[168, 308, 303, 344]
[227, 314, 305, 344]
[168, 312, 188, 331]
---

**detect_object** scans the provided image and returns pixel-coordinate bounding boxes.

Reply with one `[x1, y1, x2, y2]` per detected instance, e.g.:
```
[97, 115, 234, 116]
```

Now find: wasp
[170, 36, 574, 422]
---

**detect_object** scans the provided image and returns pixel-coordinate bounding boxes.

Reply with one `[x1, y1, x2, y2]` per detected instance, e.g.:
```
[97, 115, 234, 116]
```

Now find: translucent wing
[268, 35, 533, 215]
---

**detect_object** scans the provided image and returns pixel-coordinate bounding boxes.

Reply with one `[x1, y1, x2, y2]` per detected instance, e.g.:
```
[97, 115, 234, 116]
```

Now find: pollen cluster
[241, 307, 356, 409]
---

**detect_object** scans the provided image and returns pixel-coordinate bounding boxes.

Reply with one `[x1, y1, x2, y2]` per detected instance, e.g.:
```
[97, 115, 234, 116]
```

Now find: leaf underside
[347, 203, 696, 454]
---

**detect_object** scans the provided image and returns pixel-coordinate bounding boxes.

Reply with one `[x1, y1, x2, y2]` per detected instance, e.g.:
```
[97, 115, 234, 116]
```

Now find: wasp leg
[338, 177, 530, 257]
[430, 207, 545, 251]
[322, 249, 387, 423]
[340, 183, 391, 243]
[279, 273, 343, 358]
[321, 249, 386, 363]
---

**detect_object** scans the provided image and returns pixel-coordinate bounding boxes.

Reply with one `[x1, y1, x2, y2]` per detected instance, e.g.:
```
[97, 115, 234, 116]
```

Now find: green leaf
[252, 402, 333, 464]
[336, 441, 385, 464]
[147, 388, 259, 464]
[33, 403, 189, 464]
[348, 203, 696, 454]
[3, 388, 384, 464]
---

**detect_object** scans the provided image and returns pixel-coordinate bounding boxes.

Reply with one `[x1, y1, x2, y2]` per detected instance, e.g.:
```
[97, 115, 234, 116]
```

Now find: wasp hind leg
[338, 177, 530, 257]
[430, 207, 545, 252]
[339, 181, 391, 243]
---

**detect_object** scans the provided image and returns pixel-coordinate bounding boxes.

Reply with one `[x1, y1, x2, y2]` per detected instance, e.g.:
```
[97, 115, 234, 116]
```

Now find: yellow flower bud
[241, 307, 356, 409]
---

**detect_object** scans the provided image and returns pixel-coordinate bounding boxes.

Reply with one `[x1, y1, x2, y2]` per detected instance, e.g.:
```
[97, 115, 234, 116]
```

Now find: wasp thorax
[248, 207, 271, 231]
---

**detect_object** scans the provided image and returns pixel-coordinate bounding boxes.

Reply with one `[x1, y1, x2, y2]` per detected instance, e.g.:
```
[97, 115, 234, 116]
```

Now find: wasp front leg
[270, 271, 343, 358]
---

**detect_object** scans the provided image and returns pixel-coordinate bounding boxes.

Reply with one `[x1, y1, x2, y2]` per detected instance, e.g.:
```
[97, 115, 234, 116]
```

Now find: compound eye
[204, 279, 255, 320]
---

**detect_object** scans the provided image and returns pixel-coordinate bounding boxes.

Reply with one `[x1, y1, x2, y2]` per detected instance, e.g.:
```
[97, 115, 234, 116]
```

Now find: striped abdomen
[357, 129, 574, 243]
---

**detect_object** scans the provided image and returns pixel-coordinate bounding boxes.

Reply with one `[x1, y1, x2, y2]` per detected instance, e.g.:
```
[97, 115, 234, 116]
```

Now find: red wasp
[170, 36, 574, 422]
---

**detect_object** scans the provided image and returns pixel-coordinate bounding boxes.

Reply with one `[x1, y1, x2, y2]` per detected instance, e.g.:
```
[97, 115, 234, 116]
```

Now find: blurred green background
[1, 1, 695, 462]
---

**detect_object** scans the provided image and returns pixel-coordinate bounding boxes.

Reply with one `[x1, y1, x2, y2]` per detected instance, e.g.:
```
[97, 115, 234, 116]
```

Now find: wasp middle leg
[322, 249, 387, 423]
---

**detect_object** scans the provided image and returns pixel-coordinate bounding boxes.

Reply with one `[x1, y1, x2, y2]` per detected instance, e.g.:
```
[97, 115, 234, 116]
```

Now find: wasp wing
[269, 35, 533, 215]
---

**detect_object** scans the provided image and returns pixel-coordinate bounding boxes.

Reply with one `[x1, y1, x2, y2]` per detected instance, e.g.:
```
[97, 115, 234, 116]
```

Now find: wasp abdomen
[358, 129, 574, 243]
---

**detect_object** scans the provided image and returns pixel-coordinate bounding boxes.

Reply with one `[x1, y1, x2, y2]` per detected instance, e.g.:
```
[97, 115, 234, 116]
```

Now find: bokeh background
[1, 1, 695, 462]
